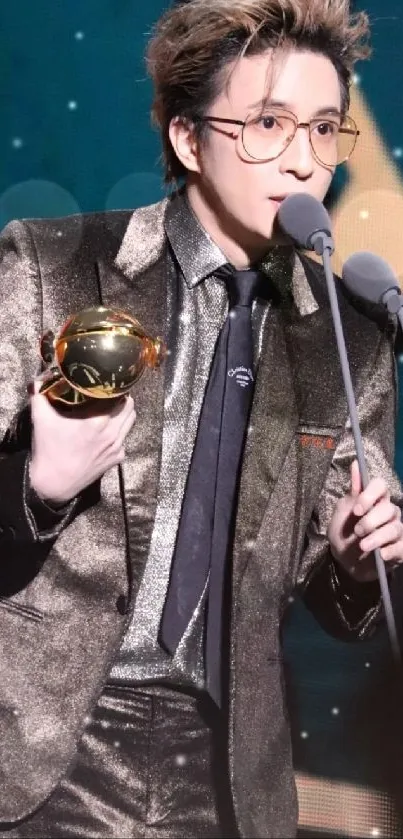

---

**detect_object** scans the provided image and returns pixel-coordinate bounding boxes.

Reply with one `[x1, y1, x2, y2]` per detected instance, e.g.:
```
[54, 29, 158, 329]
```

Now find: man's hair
[146, 0, 371, 184]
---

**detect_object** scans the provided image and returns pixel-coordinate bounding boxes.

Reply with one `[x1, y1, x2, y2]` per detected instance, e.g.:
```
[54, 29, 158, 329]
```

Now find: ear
[169, 117, 201, 175]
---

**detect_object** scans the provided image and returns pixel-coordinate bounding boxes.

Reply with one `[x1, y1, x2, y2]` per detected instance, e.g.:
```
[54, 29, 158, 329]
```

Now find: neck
[185, 180, 273, 270]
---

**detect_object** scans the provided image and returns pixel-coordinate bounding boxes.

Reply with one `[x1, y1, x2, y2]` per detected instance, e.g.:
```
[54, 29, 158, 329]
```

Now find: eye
[261, 115, 276, 129]
[314, 121, 339, 137]
[249, 112, 283, 132]
[257, 113, 284, 131]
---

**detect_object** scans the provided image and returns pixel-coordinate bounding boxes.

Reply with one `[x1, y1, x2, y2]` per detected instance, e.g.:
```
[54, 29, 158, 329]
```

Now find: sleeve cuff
[24, 458, 77, 541]
[302, 550, 383, 641]
[330, 557, 382, 611]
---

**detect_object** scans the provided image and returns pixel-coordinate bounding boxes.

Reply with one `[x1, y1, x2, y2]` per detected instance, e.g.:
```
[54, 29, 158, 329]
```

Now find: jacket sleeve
[0, 220, 77, 549]
[298, 326, 403, 641]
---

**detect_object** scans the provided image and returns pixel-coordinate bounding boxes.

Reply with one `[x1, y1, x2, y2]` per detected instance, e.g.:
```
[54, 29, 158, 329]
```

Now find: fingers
[31, 382, 134, 421]
[350, 459, 361, 499]
[77, 394, 135, 435]
[358, 517, 403, 556]
[329, 463, 403, 575]
[70, 395, 132, 421]
[354, 498, 400, 539]
[115, 401, 137, 444]
[109, 394, 134, 419]
[95, 397, 136, 465]
[27, 379, 42, 397]
[379, 539, 403, 564]
[352, 493, 403, 565]
[353, 477, 390, 518]
[30, 384, 62, 422]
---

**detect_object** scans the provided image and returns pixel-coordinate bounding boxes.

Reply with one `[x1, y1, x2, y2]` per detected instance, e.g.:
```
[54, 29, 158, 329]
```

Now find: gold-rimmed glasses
[194, 107, 359, 168]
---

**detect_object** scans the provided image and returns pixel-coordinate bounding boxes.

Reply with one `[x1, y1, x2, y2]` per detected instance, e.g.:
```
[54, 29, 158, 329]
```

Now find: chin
[251, 224, 276, 246]
[253, 215, 277, 244]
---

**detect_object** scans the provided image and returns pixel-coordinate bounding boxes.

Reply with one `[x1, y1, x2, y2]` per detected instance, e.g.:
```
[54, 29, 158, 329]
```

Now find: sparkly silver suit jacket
[0, 195, 401, 838]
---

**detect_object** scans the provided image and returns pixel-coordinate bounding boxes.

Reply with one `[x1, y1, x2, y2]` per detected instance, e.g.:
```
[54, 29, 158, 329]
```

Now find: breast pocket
[296, 421, 343, 454]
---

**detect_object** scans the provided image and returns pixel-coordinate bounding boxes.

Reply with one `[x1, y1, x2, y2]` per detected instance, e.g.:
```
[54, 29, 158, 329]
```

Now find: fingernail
[354, 504, 363, 517]
[355, 523, 364, 537]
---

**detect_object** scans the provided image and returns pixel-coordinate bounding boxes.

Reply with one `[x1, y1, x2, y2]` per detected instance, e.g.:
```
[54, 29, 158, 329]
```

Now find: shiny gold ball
[40, 306, 165, 406]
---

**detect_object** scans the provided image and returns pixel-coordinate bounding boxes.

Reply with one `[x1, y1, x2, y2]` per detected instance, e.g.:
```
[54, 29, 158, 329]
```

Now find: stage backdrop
[1, 2, 403, 836]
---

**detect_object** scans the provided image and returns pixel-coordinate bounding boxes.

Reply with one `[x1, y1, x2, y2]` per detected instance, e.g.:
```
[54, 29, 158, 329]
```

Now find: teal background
[1, 0, 403, 828]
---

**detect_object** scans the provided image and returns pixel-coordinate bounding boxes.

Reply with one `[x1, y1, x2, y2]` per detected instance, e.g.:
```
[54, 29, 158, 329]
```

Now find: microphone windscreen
[342, 251, 400, 304]
[277, 193, 332, 249]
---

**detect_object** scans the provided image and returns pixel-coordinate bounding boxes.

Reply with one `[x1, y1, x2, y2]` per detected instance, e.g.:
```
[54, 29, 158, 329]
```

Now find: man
[0, 0, 402, 837]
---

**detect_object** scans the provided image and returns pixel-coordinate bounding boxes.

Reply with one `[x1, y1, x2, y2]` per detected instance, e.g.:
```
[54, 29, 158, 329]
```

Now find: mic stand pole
[382, 288, 403, 333]
[312, 231, 401, 666]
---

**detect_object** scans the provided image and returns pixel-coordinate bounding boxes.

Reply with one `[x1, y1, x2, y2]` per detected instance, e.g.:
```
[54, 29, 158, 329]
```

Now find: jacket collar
[116, 189, 319, 317]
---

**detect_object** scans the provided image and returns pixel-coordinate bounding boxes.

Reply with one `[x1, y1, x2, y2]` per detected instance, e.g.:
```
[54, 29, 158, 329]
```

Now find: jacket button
[116, 595, 127, 616]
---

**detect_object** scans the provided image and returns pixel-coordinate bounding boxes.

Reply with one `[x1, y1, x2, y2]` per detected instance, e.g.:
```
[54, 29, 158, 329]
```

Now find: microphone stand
[381, 288, 403, 332]
[311, 231, 401, 667]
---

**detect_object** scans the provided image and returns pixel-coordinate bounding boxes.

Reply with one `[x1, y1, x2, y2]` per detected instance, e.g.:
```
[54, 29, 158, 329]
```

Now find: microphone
[342, 251, 403, 322]
[277, 192, 334, 255]
[278, 194, 401, 665]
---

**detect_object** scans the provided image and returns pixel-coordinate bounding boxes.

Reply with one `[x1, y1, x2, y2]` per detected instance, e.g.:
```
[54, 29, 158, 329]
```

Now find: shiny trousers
[1, 684, 239, 839]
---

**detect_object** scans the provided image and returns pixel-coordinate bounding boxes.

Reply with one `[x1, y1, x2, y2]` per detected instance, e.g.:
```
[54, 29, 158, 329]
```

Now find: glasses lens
[242, 110, 358, 166]
[242, 111, 297, 161]
[310, 114, 358, 166]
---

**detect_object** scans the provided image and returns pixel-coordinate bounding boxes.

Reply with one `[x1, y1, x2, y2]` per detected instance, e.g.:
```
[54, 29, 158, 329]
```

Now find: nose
[278, 125, 315, 180]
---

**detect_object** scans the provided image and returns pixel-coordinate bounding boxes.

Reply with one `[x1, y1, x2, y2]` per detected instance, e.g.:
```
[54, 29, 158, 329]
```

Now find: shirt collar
[164, 189, 318, 317]
[164, 189, 227, 287]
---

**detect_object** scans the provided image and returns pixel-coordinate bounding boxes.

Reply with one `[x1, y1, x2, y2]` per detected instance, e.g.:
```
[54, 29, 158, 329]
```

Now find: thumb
[29, 377, 57, 419]
[28, 378, 44, 396]
[27, 371, 53, 397]
[350, 459, 362, 499]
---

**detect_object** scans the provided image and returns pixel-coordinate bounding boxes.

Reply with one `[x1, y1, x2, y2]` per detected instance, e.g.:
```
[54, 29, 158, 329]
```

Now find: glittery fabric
[0, 684, 238, 839]
[110, 193, 271, 689]
[0, 195, 401, 838]
[0, 212, 135, 824]
[228, 256, 401, 837]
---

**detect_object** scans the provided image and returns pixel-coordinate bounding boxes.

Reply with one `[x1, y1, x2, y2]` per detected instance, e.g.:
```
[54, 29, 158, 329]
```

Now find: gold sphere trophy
[39, 307, 166, 406]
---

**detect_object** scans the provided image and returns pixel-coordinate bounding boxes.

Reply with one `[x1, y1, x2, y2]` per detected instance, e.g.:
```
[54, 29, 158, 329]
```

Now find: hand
[327, 460, 403, 582]
[29, 383, 136, 505]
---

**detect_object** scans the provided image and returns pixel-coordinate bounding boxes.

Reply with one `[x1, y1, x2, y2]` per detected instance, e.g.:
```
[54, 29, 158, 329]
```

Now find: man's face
[194, 48, 341, 248]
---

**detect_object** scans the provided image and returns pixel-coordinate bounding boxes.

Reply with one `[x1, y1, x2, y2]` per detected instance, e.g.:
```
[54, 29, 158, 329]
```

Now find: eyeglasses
[193, 107, 360, 168]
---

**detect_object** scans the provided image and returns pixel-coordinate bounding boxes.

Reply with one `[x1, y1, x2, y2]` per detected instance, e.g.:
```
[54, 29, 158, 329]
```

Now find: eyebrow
[248, 98, 342, 117]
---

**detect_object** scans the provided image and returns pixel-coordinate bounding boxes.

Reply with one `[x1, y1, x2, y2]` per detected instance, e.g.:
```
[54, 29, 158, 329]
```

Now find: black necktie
[159, 267, 267, 706]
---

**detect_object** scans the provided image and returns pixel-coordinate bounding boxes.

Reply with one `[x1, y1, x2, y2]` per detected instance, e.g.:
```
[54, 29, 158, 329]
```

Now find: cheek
[314, 168, 334, 200]
[201, 148, 253, 207]
[201, 133, 260, 191]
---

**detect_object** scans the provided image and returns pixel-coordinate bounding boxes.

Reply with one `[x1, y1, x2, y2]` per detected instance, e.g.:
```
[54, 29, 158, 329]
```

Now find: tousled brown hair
[146, 0, 371, 183]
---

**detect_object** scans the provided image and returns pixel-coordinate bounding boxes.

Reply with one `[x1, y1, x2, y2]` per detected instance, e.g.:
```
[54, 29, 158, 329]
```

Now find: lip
[269, 196, 288, 207]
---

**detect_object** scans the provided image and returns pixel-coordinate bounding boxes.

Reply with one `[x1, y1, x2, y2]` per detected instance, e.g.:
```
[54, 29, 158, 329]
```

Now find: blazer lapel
[232, 258, 351, 586]
[233, 303, 300, 582]
[94, 207, 168, 600]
